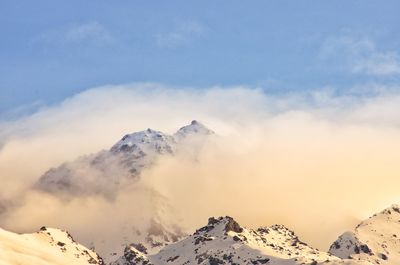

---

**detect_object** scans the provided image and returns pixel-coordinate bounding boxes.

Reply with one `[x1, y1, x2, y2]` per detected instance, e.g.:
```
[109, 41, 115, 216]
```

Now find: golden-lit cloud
[1, 83, 400, 253]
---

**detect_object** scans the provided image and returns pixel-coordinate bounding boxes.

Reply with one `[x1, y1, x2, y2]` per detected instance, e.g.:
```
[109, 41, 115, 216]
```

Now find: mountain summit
[36, 120, 214, 196]
[174, 120, 215, 139]
[112, 216, 338, 265]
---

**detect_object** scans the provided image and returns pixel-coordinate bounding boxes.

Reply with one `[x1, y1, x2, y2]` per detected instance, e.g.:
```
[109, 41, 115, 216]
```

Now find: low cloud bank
[1, 83, 400, 250]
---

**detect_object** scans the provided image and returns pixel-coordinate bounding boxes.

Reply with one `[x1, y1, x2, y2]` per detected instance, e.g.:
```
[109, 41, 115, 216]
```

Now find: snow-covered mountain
[35, 120, 214, 197]
[30, 121, 213, 262]
[112, 216, 342, 265]
[329, 205, 400, 265]
[0, 226, 103, 265]
[3, 205, 400, 265]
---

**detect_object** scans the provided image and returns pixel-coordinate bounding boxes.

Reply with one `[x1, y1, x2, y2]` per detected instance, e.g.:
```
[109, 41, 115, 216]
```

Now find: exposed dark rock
[194, 236, 213, 245]
[208, 217, 220, 226]
[379, 253, 388, 260]
[332, 241, 340, 249]
[208, 256, 224, 265]
[251, 258, 270, 264]
[360, 244, 372, 255]
[131, 243, 148, 254]
[122, 246, 151, 265]
[354, 246, 360, 254]
[233, 235, 241, 242]
[393, 205, 400, 214]
[224, 217, 243, 233]
[166, 256, 179, 262]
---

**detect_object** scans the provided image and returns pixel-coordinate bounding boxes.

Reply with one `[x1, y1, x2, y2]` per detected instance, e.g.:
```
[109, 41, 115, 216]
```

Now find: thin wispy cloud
[33, 21, 114, 46]
[155, 21, 206, 48]
[63, 22, 114, 43]
[352, 51, 400, 76]
[320, 36, 400, 76]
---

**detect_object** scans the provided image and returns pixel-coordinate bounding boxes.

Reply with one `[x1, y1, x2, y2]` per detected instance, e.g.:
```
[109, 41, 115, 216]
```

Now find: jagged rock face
[111, 245, 153, 265]
[0, 226, 103, 265]
[329, 205, 400, 264]
[119, 216, 340, 265]
[35, 120, 213, 197]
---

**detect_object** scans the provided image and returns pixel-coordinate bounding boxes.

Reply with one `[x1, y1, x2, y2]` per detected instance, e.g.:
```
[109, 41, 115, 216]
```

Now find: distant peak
[109, 121, 214, 153]
[181, 120, 210, 129]
[175, 120, 214, 138]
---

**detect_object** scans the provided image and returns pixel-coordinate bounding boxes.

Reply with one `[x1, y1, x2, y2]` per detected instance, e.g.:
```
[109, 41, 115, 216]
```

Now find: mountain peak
[110, 128, 175, 154]
[144, 216, 336, 265]
[110, 121, 213, 153]
[174, 120, 214, 139]
[193, 216, 243, 237]
[37, 121, 214, 197]
[206, 216, 244, 233]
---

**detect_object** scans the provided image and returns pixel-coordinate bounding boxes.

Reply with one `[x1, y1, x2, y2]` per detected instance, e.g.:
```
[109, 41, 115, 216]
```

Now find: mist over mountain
[0, 121, 215, 262]
[35, 120, 213, 197]
[2, 85, 400, 264]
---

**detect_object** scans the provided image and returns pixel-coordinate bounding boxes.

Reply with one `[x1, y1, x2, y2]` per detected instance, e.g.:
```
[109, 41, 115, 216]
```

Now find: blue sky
[1, 0, 400, 116]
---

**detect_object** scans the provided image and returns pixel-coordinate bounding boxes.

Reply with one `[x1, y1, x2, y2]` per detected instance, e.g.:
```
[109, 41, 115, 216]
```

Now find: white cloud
[155, 21, 205, 48]
[320, 36, 400, 76]
[33, 21, 114, 46]
[63, 21, 113, 43]
[352, 51, 400, 75]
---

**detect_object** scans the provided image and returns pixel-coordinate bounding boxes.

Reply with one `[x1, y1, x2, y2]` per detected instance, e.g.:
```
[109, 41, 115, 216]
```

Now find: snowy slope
[113, 216, 347, 265]
[329, 205, 400, 265]
[2, 207, 397, 265]
[0, 226, 103, 265]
